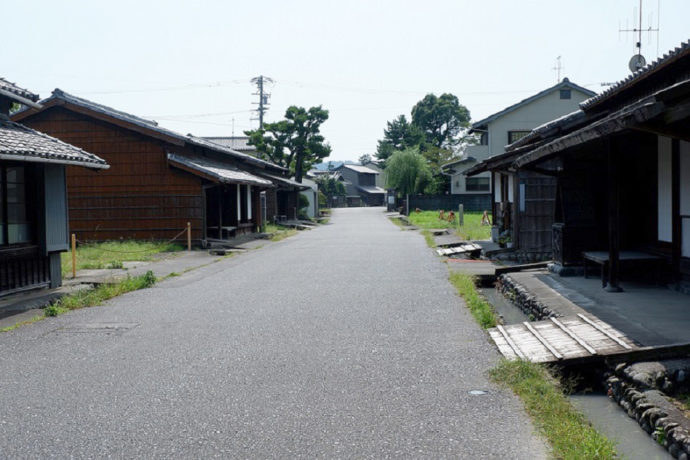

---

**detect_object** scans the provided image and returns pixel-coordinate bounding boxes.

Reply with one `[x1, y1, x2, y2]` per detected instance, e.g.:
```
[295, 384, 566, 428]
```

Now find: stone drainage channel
[482, 287, 672, 459]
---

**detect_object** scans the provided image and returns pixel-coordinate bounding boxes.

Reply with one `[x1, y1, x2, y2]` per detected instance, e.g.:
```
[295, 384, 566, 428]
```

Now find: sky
[4, 0, 690, 162]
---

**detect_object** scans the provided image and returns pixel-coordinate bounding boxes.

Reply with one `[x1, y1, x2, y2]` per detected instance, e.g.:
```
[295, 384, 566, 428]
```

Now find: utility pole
[251, 75, 273, 129]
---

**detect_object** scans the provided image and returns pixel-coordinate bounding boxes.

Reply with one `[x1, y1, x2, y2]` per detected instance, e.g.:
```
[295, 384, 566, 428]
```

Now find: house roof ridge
[469, 79, 597, 132]
[0, 78, 40, 103]
[580, 39, 690, 111]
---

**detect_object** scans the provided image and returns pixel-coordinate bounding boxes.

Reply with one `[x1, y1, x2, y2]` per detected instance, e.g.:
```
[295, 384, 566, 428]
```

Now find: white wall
[487, 89, 591, 157]
[658, 136, 673, 243]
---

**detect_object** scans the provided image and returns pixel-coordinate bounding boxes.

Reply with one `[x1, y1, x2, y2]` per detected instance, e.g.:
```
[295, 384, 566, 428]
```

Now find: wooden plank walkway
[489, 313, 639, 363]
[436, 243, 482, 257]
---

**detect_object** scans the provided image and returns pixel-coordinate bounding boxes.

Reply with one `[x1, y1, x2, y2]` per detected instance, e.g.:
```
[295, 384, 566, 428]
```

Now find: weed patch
[45, 271, 156, 317]
[62, 241, 183, 276]
[420, 230, 435, 248]
[448, 272, 497, 329]
[407, 211, 491, 240]
[490, 359, 617, 460]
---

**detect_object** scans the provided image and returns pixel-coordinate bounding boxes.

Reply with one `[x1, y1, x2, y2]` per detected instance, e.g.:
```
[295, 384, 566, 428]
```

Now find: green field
[407, 210, 491, 240]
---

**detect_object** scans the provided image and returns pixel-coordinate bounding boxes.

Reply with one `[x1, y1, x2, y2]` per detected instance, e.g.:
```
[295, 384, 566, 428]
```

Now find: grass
[389, 216, 406, 229]
[44, 271, 156, 317]
[0, 315, 44, 332]
[448, 272, 497, 329]
[264, 223, 298, 242]
[61, 240, 183, 277]
[420, 230, 435, 248]
[407, 210, 491, 240]
[490, 360, 617, 460]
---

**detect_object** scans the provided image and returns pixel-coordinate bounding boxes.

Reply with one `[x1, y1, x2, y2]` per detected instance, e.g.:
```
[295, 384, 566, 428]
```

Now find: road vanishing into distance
[0, 208, 546, 458]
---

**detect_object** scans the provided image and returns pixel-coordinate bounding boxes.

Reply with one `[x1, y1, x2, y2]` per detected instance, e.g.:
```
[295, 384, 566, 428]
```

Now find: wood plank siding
[22, 107, 204, 241]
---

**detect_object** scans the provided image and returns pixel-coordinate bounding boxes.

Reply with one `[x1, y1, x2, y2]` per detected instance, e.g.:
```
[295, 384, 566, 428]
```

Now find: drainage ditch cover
[469, 390, 489, 395]
[52, 323, 139, 335]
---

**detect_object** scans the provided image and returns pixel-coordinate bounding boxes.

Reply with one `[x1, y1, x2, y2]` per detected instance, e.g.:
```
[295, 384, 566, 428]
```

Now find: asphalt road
[0, 208, 547, 458]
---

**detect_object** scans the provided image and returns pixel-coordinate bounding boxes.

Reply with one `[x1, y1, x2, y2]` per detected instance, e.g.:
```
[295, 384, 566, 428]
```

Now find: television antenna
[619, 0, 659, 72]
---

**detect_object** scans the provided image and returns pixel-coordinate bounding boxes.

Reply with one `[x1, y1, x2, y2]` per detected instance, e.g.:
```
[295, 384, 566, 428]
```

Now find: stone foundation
[496, 274, 561, 320]
[606, 360, 690, 459]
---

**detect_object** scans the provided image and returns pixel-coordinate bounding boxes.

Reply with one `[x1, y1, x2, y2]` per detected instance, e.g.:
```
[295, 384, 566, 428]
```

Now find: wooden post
[71, 233, 77, 279]
[187, 222, 191, 251]
[671, 138, 681, 281]
[458, 204, 464, 227]
[607, 141, 622, 292]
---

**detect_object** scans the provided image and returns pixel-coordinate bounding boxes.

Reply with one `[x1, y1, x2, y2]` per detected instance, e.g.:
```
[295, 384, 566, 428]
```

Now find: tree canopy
[245, 105, 331, 182]
[384, 147, 431, 196]
[411, 93, 470, 149]
[374, 93, 472, 194]
[374, 115, 424, 166]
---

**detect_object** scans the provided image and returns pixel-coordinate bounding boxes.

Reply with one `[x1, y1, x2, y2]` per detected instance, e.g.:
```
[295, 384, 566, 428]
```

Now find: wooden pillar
[607, 140, 622, 292]
[236, 184, 242, 223]
[218, 186, 223, 239]
[671, 138, 681, 280]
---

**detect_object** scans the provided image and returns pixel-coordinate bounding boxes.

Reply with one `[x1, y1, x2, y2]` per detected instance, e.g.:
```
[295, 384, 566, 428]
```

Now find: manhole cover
[52, 323, 139, 335]
[469, 390, 489, 395]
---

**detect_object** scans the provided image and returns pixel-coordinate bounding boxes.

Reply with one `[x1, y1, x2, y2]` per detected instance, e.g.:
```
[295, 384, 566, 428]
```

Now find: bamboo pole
[187, 222, 191, 251]
[71, 234, 77, 279]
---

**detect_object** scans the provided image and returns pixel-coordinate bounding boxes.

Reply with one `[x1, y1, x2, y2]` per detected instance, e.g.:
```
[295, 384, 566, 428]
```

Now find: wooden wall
[517, 172, 557, 253]
[22, 108, 204, 242]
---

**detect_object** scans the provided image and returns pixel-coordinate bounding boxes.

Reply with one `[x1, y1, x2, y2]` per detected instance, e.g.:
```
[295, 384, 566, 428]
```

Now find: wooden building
[0, 79, 108, 296]
[466, 110, 589, 260]
[485, 40, 690, 288]
[13, 90, 300, 244]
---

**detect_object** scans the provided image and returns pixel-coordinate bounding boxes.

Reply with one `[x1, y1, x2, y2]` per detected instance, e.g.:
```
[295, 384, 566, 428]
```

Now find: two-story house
[445, 78, 595, 196]
[335, 164, 385, 206]
[459, 79, 596, 259]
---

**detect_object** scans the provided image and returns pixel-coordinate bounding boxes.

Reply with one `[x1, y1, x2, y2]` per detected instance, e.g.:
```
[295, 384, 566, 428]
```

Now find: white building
[443, 78, 596, 195]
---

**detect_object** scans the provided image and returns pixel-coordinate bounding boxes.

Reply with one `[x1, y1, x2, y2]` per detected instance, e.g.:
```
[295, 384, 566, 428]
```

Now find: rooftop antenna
[552, 56, 563, 83]
[619, 0, 659, 72]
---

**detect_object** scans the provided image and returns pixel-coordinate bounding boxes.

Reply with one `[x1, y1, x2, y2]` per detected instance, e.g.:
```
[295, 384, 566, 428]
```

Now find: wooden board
[488, 314, 640, 364]
[436, 243, 482, 256]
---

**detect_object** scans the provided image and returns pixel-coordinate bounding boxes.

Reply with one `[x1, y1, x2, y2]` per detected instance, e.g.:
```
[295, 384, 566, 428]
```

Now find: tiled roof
[167, 153, 272, 187]
[580, 40, 690, 111]
[204, 136, 256, 151]
[356, 185, 385, 194]
[259, 173, 311, 190]
[0, 119, 108, 169]
[21, 89, 285, 172]
[341, 164, 379, 174]
[186, 135, 283, 171]
[0, 78, 39, 103]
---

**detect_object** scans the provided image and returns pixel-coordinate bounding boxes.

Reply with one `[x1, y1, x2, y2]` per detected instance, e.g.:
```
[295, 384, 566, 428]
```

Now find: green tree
[315, 175, 346, 208]
[375, 115, 424, 166]
[246, 105, 331, 182]
[411, 93, 470, 149]
[385, 147, 431, 196]
[358, 153, 372, 165]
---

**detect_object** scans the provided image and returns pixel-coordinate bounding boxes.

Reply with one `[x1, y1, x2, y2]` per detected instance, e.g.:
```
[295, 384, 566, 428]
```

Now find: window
[479, 132, 488, 145]
[1, 165, 34, 245]
[508, 131, 530, 144]
[466, 177, 490, 192]
[560, 89, 571, 99]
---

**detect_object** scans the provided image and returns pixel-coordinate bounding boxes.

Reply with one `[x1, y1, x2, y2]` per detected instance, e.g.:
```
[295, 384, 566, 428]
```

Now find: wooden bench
[206, 226, 237, 239]
[582, 250, 664, 288]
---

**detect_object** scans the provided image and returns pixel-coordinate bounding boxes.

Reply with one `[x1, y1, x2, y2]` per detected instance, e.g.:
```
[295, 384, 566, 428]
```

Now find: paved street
[0, 208, 546, 458]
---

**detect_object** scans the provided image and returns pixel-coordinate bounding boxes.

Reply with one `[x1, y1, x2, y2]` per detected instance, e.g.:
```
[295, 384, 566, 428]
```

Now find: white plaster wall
[508, 175, 514, 203]
[486, 89, 591, 157]
[658, 136, 673, 242]
[494, 172, 502, 203]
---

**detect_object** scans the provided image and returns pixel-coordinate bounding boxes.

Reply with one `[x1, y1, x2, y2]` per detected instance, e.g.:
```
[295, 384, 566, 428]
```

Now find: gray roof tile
[0, 78, 39, 103]
[167, 153, 272, 187]
[0, 119, 108, 168]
